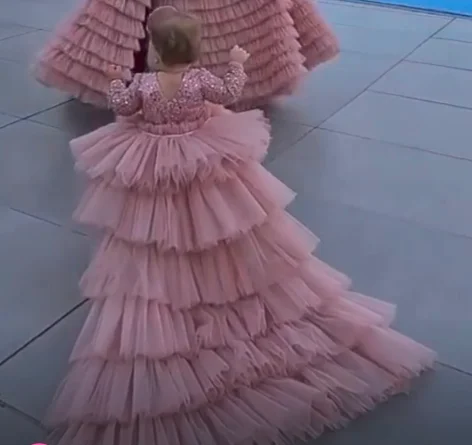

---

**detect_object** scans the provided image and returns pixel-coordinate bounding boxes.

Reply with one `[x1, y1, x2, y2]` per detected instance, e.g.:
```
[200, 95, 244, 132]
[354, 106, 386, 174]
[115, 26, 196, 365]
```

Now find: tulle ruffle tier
[34, 0, 339, 109]
[159, 0, 339, 110]
[34, 0, 150, 106]
[48, 342, 430, 445]
[47, 108, 435, 445]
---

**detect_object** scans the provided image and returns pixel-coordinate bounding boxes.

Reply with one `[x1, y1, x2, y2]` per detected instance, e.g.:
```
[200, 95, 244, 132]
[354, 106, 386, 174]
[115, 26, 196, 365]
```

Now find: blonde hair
[147, 12, 201, 67]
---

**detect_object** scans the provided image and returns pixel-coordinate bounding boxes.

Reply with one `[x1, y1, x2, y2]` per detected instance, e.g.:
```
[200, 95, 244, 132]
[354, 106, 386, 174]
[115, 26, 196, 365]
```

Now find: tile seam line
[317, 126, 472, 165]
[434, 36, 472, 45]
[270, 126, 318, 161]
[330, 21, 446, 31]
[7, 206, 62, 228]
[5, 205, 88, 237]
[277, 17, 453, 155]
[439, 362, 472, 377]
[321, 0, 450, 17]
[0, 399, 45, 428]
[322, 18, 454, 122]
[0, 100, 73, 124]
[0, 118, 24, 131]
[286, 191, 472, 246]
[315, 194, 472, 243]
[0, 56, 24, 65]
[339, 0, 470, 18]
[18, 98, 74, 121]
[400, 58, 472, 74]
[0, 300, 88, 368]
[366, 89, 472, 111]
[0, 28, 38, 43]
[333, 15, 456, 106]
[0, 17, 51, 33]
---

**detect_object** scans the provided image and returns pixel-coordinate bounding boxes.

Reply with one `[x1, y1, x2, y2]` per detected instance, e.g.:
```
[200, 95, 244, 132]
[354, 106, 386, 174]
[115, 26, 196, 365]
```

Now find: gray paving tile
[0, 304, 87, 422]
[263, 197, 471, 371]
[267, 52, 397, 126]
[31, 100, 114, 138]
[0, 59, 68, 118]
[0, 0, 74, 30]
[371, 60, 472, 108]
[269, 129, 472, 238]
[312, 366, 471, 445]
[322, 91, 472, 159]
[436, 18, 472, 42]
[408, 38, 472, 71]
[319, 1, 450, 32]
[0, 120, 79, 224]
[0, 404, 46, 445]
[264, 118, 313, 163]
[0, 207, 89, 363]
[335, 23, 433, 57]
[0, 29, 50, 66]
[0, 21, 35, 41]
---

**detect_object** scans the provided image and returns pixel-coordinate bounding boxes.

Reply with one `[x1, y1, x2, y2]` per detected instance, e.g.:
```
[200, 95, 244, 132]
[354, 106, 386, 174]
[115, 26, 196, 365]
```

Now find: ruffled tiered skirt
[34, 0, 339, 109]
[46, 110, 436, 444]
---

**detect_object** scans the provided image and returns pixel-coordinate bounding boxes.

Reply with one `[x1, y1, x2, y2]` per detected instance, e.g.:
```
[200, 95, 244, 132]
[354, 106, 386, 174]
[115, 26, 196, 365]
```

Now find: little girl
[47, 6, 435, 445]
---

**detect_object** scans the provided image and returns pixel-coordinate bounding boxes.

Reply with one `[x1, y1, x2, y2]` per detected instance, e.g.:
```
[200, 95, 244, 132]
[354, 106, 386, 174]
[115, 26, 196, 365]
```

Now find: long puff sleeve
[107, 74, 143, 116]
[198, 62, 247, 105]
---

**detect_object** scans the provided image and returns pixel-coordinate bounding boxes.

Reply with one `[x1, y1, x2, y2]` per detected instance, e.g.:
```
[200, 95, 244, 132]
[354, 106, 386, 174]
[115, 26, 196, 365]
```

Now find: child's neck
[156, 68, 188, 99]
[159, 63, 190, 74]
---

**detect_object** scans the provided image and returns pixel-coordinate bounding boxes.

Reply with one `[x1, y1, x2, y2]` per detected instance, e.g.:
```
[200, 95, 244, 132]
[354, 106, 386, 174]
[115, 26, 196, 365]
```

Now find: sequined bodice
[139, 71, 208, 125]
[108, 63, 247, 135]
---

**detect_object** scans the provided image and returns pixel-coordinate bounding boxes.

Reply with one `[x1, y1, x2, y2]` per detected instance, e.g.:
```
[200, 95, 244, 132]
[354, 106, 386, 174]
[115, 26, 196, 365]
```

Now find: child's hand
[107, 65, 124, 80]
[229, 45, 250, 65]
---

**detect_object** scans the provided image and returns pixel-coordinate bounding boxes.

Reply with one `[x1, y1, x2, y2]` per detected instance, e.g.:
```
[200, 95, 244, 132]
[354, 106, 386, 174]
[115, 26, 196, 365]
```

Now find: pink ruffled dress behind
[34, 0, 339, 109]
[47, 63, 436, 445]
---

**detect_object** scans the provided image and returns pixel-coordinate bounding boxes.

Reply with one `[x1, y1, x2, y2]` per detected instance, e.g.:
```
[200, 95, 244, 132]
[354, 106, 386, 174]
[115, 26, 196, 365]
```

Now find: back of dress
[109, 65, 247, 135]
[141, 71, 208, 131]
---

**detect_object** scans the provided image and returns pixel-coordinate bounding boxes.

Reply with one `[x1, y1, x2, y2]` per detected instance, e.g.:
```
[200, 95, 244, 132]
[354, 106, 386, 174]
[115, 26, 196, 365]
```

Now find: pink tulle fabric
[33, 0, 339, 109]
[46, 64, 436, 445]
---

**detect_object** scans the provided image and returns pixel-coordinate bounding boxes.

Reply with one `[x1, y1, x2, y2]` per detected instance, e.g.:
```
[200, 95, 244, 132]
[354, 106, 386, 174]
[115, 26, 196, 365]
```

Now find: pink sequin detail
[108, 63, 247, 135]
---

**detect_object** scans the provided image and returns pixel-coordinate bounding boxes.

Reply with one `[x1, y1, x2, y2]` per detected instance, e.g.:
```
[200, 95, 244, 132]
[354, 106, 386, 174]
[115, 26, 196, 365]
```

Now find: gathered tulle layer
[100, 0, 149, 19]
[202, 46, 306, 97]
[203, 37, 303, 73]
[199, 17, 299, 49]
[84, 1, 146, 36]
[169, 0, 293, 15]
[191, 6, 295, 38]
[48, 346, 432, 445]
[48, 320, 434, 426]
[290, 0, 340, 69]
[71, 110, 270, 192]
[64, 19, 139, 51]
[75, 163, 294, 246]
[71, 291, 395, 361]
[35, 61, 109, 107]
[80, 213, 347, 307]
[41, 43, 133, 86]
[33, 0, 145, 104]
[37, 46, 120, 93]
[59, 34, 135, 68]
[76, 14, 143, 44]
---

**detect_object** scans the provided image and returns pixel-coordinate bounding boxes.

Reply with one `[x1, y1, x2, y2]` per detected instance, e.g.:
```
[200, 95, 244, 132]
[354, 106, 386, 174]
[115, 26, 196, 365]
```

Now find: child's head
[147, 6, 201, 68]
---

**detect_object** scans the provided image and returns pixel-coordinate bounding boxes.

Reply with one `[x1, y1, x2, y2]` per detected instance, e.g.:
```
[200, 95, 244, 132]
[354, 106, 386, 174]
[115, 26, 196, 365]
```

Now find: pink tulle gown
[46, 60, 436, 445]
[34, 0, 339, 110]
